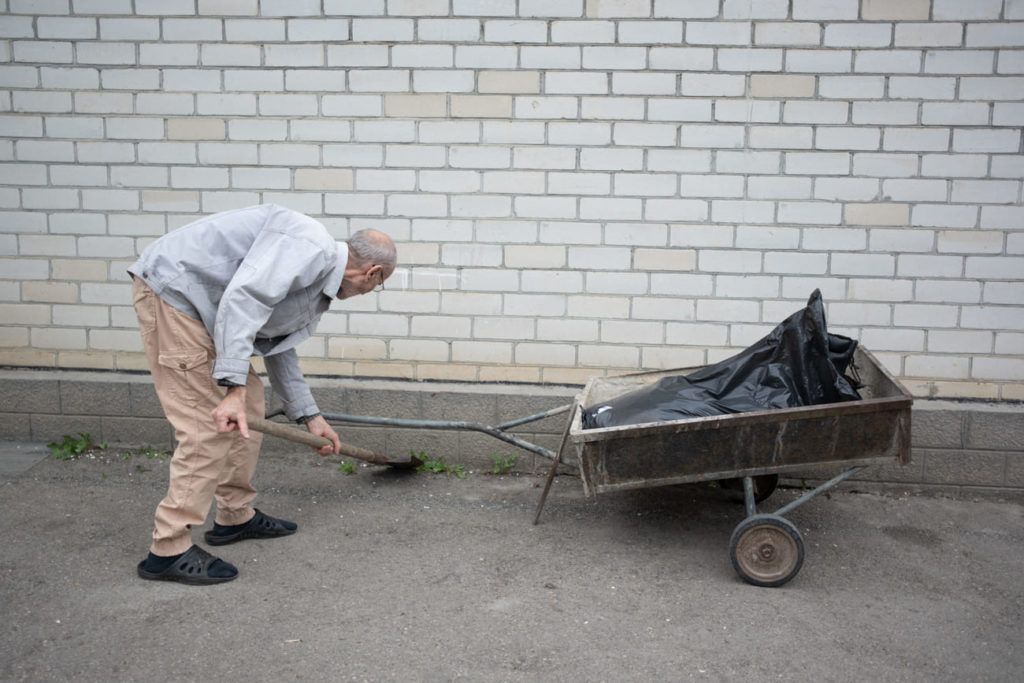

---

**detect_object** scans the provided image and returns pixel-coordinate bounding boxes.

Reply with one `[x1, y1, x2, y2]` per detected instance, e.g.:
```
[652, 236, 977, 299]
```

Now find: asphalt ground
[1, 440, 1022, 682]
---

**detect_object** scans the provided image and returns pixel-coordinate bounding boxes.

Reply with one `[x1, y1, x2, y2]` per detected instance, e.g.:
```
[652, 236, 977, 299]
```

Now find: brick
[746, 125, 812, 150]
[450, 95, 513, 118]
[961, 76, 1024, 100]
[412, 69, 473, 93]
[601, 319, 663, 344]
[608, 72, 675, 95]
[856, 49, 924, 74]
[580, 46, 646, 71]
[824, 24, 892, 48]
[953, 129, 1020, 153]
[981, 205, 1024, 229]
[951, 179, 1018, 204]
[722, 0, 787, 19]
[754, 22, 821, 46]
[478, 70, 540, 93]
[934, 0, 1002, 20]
[965, 255, 1024, 279]
[72, 42, 135, 68]
[925, 50, 997, 75]
[23, 187, 78, 209]
[224, 19, 285, 42]
[999, 52, 1024, 75]
[386, 144, 445, 168]
[862, 0, 930, 20]
[483, 19, 546, 43]
[520, 46, 582, 70]
[587, 0, 652, 18]
[884, 128, 951, 152]
[718, 48, 784, 72]
[12, 91, 72, 114]
[577, 344, 639, 369]
[228, 167, 287, 190]
[551, 20, 615, 44]
[968, 23, 1024, 48]
[160, 69, 219, 92]
[897, 254, 963, 279]
[544, 71, 608, 95]
[686, 21, 751, 46]
[792, 0, 858, 20]
[618, 20, 683, 44]
[324, 0, 383, 14]
[198, 0, 257, 14]
[99, 18, 159, 40]
[845, 203, 909, 226]
[451, 341, 511, 364]
[677, 73, 745, 96]
[820, 75, 886, 99]
[985, 282, 1024, 305]
[787, 49, 852, 72]
[579, 97, 643, 121]
[995, 332, 1024, 355]
[13, 40, 74, 63]
[418, 19, 480, 42]
[784, 100, 849, 124]
[915, 280, 980, 303]
[893, 22, 963, 48]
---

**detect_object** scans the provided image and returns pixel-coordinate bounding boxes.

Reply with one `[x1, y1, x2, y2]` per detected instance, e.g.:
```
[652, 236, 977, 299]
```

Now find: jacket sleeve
[211, 224, 330, 387]
[263, 348, 319, 421]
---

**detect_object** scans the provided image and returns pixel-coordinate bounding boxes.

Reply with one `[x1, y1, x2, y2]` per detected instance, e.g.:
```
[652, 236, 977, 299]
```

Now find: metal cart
[535, 345, 913, 587]
[267, 345, 910, 587]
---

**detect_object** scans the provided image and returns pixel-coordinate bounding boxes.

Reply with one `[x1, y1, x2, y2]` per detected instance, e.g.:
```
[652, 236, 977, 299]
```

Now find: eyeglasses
[374, 268, 385, 293]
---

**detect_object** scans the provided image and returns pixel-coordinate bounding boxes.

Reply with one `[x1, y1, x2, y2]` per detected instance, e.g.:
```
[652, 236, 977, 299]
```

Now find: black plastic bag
[582, 290, 861, 429]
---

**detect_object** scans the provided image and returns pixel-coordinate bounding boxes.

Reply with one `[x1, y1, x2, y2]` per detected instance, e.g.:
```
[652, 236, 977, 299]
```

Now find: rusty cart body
[543, 345, 913, 587]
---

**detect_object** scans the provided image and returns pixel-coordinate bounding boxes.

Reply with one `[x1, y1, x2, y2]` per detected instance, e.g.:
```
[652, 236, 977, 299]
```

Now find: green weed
[415, 451, 466, 479]
[490, 453, 516, 474]
[337, 461, 356, 475]
[48, 432, 104, 461]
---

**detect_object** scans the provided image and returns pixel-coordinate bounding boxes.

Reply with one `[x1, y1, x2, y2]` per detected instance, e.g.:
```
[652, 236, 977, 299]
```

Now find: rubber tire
[718, 474, 780, 504]
[729, 513, 804, 588]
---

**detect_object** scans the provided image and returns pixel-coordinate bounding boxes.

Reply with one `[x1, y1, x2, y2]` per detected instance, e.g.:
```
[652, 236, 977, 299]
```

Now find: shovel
[247, 415, 423, 469]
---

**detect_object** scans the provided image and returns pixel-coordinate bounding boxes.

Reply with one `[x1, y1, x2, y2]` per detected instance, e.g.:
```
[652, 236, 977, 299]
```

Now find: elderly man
[127, 204, 396, 585]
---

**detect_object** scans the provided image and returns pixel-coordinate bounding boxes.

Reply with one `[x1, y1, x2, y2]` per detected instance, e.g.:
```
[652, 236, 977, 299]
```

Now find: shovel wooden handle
[247, 415, 391, 466]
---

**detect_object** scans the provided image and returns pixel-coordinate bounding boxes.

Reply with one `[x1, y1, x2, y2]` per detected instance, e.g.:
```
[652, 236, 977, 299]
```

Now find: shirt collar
[322, 242, 348, 299]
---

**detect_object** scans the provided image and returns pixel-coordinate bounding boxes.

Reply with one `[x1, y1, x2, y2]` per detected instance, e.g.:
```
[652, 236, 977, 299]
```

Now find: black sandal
[204, 508, 297, 546]
[136, 545, 238, 585]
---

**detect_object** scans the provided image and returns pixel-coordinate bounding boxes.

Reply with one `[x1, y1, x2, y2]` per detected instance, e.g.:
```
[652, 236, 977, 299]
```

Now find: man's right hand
[213, 385, 249, 438]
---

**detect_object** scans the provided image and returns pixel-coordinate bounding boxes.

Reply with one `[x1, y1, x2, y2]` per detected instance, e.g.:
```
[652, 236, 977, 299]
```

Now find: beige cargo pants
[132, 277, 264, 556]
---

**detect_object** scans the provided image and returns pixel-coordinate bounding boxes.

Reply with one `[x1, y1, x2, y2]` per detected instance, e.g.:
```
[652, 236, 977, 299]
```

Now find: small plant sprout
[124, 445, 171, 460]
[490, 453, 516, 474]
[414, 451, 467, 479]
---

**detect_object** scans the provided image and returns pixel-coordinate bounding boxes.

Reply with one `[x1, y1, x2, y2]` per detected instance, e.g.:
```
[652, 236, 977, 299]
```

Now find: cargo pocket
[157, 349, 212, 405]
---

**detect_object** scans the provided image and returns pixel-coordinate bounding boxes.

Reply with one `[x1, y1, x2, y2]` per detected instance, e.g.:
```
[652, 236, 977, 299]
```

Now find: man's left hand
[304, 414, 341, 456]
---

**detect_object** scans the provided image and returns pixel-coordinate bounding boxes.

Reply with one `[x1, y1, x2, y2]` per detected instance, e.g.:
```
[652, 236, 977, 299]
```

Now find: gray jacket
[128, 204, 347, 420]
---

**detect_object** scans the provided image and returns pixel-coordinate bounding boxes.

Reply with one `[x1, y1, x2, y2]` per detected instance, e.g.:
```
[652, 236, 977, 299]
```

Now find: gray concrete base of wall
[2, 368, 1022, 495]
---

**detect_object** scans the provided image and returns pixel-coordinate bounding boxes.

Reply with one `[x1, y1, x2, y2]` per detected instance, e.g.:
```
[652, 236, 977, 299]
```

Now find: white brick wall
[1, 2, 1022, 400]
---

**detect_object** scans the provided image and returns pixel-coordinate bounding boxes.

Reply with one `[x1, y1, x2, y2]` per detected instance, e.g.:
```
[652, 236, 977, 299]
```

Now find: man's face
[338, 264, 385, 300]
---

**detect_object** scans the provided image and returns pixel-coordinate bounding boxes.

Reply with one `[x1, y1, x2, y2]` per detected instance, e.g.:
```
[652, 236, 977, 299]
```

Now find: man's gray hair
[347, 228, 397, 274]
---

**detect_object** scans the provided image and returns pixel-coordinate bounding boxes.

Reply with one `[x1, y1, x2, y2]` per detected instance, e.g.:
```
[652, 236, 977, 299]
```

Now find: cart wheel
[719, 474, 779, 504]
[729, 514, 804, 588]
